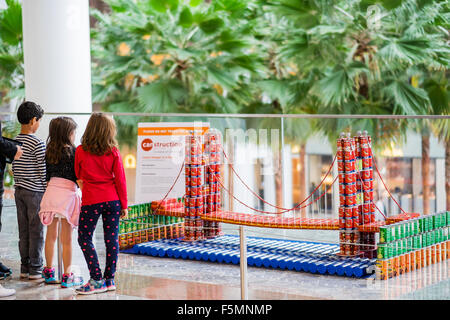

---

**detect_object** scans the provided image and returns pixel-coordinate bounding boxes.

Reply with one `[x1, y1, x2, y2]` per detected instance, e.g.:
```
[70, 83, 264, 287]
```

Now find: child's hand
[14, 146, 23, 160]
[120, 209, 128, 219]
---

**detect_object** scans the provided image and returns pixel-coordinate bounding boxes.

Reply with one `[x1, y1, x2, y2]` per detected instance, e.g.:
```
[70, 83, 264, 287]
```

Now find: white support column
[22, 0, 92, 145]
[21, 0, 93, 280]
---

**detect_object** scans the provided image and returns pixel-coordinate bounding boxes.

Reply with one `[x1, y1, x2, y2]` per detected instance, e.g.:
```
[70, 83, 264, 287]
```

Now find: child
[38, 117, 84, 288]
[12, 101, 46, 280]
[75, 113, 128, 295]
[0, 123, 23, 297]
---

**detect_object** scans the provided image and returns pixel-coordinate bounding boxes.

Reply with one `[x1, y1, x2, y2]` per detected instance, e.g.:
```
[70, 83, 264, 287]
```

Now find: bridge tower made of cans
[337, 131, 377, 258]
[184, 131, 222, 241]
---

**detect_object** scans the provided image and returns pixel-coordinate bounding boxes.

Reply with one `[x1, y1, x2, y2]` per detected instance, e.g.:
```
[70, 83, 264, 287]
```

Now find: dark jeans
[78, 200, 121, 281]
[14, 187, 45, 275]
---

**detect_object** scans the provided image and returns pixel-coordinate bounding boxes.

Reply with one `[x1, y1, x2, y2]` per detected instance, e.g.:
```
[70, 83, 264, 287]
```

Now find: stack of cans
[356, 131, 376, 258]
[337, 133, 360, 256]
[184, 134, 205, 241]
[204, 131, 222, 239]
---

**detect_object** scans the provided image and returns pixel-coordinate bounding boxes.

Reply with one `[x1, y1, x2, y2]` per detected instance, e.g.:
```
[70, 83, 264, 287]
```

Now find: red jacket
[75, 145, 127, 210]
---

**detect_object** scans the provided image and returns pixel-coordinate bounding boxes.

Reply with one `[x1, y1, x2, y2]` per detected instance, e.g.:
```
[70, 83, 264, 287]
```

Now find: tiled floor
[0, 199, 449, 300]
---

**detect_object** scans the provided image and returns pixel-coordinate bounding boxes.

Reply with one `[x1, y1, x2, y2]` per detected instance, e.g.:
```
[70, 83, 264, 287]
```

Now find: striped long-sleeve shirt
[12, 134, 47, 193]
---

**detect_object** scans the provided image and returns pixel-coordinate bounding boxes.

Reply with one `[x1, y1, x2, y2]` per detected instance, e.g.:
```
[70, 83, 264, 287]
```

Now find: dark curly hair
[17, 101, 44, 125]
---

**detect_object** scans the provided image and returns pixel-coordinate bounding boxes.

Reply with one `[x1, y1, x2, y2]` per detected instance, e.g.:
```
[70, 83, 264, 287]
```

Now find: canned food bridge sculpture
[120, 129, 449, 280]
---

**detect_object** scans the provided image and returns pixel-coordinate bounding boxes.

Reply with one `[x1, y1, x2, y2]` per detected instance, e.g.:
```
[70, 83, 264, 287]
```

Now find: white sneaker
[0, 284, 16, 298]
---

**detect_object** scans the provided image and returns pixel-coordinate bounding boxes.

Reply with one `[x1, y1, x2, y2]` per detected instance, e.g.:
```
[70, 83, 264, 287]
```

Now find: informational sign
[135, 122, 209, 204]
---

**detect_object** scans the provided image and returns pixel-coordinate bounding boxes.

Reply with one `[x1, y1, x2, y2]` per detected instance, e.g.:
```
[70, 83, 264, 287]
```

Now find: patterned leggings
[77, 200, 121, 281]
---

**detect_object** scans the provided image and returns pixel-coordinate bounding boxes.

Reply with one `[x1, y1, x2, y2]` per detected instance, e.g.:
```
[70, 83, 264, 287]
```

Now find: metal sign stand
[57, 217, 63, 283]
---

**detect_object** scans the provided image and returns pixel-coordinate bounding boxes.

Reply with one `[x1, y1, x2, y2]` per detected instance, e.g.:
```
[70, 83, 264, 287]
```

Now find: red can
[352, 206, 359, 218]
[344, 172, 356, 184]
[337, 161, 344, 173]
[191, 176, 201, 187]
[339, 195, 346, 206]
[195, 196, 203, 207]
[345, 218, 355, 229]
[344, 207, 353, 218]
[337, 150, 343, 161]
[345, 194, 356, 206]
[345, 160, 356, 172]
[339, 207, 345, 218]
[362, 156, 373, 168]
[192, 165, 203, 176]
[210, 152, 220, 162]
[211, 182, 219, 193]
[362, 203, 371, 214]
[339, 231, 346, 242]
[191, 155, 202, 165]
[360, 169, 373, 180]
[192, 186, 202, 197]
[369, 213, 375, 223]
[339, 184, 346, 195]
[363, 213, 371, 224]
[338, 173, 345, 184]
[345, 183, 357, 194]
[339, 218, 346, 229]
[208, 143, 216, 153]
[363, 190, 373, 202]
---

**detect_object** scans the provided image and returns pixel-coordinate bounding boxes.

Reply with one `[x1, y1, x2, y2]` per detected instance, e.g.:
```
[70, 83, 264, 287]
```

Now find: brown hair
[81, 113, 118, 156]
[46, 117, 77, 164]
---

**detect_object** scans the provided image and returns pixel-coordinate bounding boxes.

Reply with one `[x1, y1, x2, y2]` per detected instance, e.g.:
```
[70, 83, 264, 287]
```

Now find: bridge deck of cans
[376, 211, 450, 280]
[127, 235, 377, 278]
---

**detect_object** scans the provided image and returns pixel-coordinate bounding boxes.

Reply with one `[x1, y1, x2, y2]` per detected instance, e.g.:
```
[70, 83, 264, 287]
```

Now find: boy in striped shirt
[12, 101, 46, 280]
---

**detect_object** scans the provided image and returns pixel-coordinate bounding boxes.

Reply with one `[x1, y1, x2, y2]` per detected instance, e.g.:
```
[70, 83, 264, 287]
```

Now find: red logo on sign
[141, 138, 153, 151]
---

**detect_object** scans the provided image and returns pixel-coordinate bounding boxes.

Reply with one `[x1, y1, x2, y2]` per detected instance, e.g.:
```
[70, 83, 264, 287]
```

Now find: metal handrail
[0, 112, 449, 119]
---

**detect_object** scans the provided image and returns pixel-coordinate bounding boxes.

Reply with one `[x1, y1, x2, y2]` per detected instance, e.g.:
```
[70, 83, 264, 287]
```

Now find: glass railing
[1, 112, 448, 243]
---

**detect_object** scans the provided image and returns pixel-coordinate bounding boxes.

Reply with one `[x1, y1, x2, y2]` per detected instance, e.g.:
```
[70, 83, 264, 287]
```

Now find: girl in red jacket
[74, 113, 128, 295]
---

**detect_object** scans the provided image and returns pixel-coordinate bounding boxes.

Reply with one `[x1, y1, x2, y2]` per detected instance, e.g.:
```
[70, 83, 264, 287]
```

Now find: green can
[421, 233, 427, 247]
[409, 237, 414, 252]
[405, 222, 410, 238]
[387, 242, 394, 257]
[413, 235, 418, 250]
[414, 219, 419, 235]
[394, 224, 400, 240]
[125, 220, 131, 233]
[377, 243, 388, 259]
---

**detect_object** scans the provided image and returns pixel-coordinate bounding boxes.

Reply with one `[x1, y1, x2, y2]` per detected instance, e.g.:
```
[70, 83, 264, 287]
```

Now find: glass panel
[1, 112, 448, 245]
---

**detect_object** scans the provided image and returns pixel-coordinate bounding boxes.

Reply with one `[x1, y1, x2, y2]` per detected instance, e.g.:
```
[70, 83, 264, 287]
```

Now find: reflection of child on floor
[12, 101, 46, 281]
[38, 117, 83, 288]
[75, 113, 128, 295]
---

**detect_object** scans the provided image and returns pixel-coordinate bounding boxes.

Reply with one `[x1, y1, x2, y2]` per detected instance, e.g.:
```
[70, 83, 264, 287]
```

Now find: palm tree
[90, 0, 269, 146]
[0, 0, 24, 108]
[261, 0, 449, 213]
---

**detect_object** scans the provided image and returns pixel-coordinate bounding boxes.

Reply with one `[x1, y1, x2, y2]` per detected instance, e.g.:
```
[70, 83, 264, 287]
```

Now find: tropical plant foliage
[0, 0, 24, 107]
